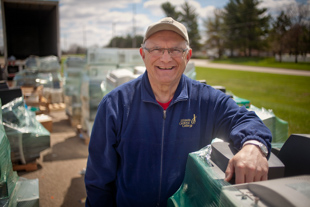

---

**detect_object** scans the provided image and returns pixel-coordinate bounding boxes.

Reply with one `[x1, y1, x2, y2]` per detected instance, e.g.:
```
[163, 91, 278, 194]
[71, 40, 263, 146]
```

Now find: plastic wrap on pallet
[168, 146, 235, 207]
[13, 178, 39, 207]
[64, 82, 81, 97]
[64, 81, 80, 95]
[63, 66, 84, 119]
[184, 62, 196, 80]
[65, 96, 82, 117]
[6, 177, 40, 207]
[68, 103, 82, 118]
[50, 89, 63, 103]
[86, 64, 117, 78]
[64, 94, 81, 107]
[13, 70, 62, 90]
[17, 56, 63, 89]
[87, 48, 119, 65]
[2, 97, 50, 164]
[81, 75, 106, 100]
[64, 56, 86, 68]
[81, 98, 101, 121]
[50, 72, 62, 89]
[118, 48, 144, 65]
[249, 105, 289, 143]
[64, 67, 84, 78]
[13, 70, 53, 88]
[42, 88, 64, 104]
[0, 100, 18, 206]
[25, 56, 60, 72]
[63, 68, 84, 98]
[81, 76, 105, 121]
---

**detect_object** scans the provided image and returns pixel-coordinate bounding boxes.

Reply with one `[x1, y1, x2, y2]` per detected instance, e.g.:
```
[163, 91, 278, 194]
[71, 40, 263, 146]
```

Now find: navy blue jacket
[85, 72, 272, 206]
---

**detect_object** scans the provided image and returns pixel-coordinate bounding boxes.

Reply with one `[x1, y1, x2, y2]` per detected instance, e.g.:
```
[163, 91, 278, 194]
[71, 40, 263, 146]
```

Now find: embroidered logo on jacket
[179, 114, 197, 128]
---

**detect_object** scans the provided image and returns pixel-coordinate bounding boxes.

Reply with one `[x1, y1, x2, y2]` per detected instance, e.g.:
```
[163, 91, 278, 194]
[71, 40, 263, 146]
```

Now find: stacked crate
[80, 49, 119, 136]
[13, 55, 64, 104]
[63, 56, 86, 127]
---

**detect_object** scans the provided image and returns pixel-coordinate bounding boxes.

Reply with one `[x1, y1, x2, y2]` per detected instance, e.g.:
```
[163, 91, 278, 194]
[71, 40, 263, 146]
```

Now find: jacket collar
[141, 71, 188, 104]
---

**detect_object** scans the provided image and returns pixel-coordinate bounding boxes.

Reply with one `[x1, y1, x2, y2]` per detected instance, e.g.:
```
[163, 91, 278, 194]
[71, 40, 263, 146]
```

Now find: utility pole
[64, 33, 67, 52]
[83, 26, 87, 49]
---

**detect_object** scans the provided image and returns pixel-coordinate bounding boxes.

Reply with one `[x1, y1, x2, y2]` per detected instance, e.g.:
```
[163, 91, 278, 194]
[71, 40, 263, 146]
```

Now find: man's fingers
[235, 163, 246, 184]
[245, 164, 256, 183]
[224, 160, 234, 182]
[225, 145, 269, 184]
[262, 173, 268, 181]
[253, 160, 268, 182]
[257, 165, 268, 181]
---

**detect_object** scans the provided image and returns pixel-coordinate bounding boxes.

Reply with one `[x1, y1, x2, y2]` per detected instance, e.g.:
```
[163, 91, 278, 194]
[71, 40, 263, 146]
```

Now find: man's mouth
[157, 66, 175, 70]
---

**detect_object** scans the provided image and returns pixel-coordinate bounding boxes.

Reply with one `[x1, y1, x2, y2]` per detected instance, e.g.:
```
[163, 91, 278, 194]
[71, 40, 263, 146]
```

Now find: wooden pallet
[69, 115, 81, 127]
[13, 161, 38, 172]
[49, 103, 65, 111]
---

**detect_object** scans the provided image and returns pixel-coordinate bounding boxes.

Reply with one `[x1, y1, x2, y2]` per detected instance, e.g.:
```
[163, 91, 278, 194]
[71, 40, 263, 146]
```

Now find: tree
[204, 9, 225, 58]
[106, 35, 143, 48]
[161, 2, 181, 21]
[160, 2, 201, 51]
[180, 2, 201, 51]
[223, 0, 270, 56]
[223, 0, 241, 56]
[269, 11, 291, 62]
[284, 2, 310, 63]
[67, 44, 87, 54]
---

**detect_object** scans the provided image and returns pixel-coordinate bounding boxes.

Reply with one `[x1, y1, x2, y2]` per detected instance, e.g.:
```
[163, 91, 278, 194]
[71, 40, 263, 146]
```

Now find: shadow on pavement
[43, 136, 89, 162]
[61, 176, 87, 207]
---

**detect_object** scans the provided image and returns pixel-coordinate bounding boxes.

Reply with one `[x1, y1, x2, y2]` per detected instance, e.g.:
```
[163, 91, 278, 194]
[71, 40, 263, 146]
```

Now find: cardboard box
[36, 114, 53, 132]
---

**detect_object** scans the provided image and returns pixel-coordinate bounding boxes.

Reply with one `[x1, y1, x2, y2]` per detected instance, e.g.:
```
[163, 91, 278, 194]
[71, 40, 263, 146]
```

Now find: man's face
[140, 30, 192, 87]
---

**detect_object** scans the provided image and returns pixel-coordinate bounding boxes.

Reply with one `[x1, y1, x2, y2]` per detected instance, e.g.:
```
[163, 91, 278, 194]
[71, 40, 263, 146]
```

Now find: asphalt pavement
[17, 109, 88, 207]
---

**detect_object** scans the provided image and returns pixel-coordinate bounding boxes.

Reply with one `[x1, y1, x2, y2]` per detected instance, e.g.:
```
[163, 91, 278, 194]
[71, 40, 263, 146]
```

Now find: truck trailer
[1, 0, 60, 80]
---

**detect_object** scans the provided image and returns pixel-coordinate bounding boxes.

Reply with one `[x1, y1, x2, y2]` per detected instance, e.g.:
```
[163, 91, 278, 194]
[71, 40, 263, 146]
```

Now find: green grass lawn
[196, 66, 310, 136]
[211, 57, 310, 71]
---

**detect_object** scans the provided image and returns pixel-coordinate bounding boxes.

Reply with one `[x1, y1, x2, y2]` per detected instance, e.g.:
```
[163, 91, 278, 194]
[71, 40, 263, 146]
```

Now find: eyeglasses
[142, 47, 188, 58]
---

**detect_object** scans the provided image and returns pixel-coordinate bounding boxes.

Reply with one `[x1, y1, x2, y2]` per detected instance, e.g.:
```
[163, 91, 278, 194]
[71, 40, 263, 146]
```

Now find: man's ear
[186, 49, 192, 62]
[139, 47, 145, 59]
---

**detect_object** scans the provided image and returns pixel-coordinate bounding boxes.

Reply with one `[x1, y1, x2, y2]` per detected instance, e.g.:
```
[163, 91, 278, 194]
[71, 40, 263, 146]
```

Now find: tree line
[102, 0, 310, 63]
[204, 0, 309, 63]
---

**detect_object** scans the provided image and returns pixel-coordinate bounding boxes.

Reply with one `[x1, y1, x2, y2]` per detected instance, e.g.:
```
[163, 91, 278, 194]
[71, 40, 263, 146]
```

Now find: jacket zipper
[157, 109, 166, 206]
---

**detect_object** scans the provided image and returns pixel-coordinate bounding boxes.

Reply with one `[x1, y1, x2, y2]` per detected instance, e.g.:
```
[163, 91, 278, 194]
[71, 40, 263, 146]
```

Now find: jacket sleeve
[85, 96, 119, 206]
[210, 88, 272, 157]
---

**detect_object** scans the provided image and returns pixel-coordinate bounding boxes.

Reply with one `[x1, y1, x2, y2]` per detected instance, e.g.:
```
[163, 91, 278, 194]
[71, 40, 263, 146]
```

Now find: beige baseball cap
[143, 17, 189, 44]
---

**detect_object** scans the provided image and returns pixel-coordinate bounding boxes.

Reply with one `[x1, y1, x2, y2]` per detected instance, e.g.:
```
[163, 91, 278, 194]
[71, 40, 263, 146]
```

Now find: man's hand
[224, 144, 268, 184]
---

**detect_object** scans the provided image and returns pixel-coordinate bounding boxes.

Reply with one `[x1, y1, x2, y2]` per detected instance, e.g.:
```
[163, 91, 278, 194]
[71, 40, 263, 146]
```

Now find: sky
[0, 0, 309, 51]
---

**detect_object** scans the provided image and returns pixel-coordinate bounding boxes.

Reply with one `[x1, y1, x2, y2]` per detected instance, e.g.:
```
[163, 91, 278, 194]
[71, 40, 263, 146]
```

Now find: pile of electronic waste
[0, 100, 40, 207]
[168, 134, 310, 207]
[12, 55, 64, 104]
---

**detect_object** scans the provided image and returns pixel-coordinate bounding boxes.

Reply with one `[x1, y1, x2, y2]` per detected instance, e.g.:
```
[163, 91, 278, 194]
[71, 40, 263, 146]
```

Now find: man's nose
[160, 49, 172, 62]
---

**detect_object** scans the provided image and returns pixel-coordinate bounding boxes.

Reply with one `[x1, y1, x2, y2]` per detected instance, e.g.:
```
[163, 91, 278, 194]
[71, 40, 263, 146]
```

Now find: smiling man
[141, 30, 191, 103]
[85, 17, 272, 207]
